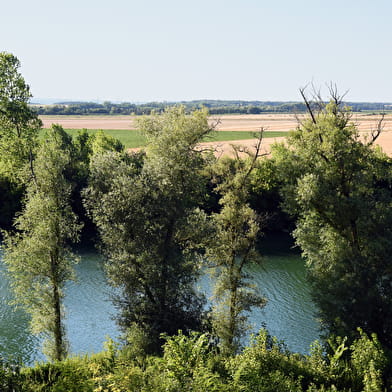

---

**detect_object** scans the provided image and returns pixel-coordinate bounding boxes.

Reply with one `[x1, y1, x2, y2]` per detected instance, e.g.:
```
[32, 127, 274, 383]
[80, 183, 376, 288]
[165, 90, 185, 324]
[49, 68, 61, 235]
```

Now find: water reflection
[248, 254, 320, 353]
[0, 250, 119, 364]
[0, 259, 40, 363]
[0, 244, 320, 363]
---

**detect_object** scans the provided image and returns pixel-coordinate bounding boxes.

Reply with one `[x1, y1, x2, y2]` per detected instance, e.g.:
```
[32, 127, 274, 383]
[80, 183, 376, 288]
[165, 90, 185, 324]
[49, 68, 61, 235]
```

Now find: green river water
[0, 243, 320, 364]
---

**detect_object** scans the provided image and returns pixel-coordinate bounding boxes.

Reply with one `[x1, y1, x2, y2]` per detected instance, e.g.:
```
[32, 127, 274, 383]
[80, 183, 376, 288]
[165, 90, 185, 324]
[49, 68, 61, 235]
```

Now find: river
[0, 242, 320, 364]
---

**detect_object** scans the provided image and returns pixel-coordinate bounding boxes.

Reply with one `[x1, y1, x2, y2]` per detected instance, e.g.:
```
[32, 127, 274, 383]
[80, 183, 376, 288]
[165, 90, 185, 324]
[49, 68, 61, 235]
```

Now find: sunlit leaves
[2, 127, 82, 361]
[274, 98, 392, 347]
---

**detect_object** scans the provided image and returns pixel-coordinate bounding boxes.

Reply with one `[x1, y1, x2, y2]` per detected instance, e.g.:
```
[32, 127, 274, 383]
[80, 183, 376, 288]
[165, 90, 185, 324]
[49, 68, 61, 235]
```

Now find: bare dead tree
[327, 82, 348, 105]
[299, 85, 317, 125]
[298, 83, 385, 158]
[231, 126, 268, 158]
[367, 111, 385, 146]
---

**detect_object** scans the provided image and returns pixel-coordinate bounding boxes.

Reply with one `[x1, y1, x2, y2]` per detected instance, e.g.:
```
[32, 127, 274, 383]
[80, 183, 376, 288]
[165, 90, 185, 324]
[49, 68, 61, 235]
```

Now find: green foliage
[70, 128, 125, 243]
[350, 329, 386, 392]
[123, 323, 151, 361]
[35, 126, 126, 244]
[205, 136, 265, 355]
[161, 331, 221, 391]
[0, 52, 41, 181]
[14, 329, 390, 391]
[273, 98, 392, 348]
[90, 130, 124, 156]
[2, 126, 82, 361]
[42, 128, 147, 149]
[22, 359, 94, 392]
[0, 358, 22, 392]
[248, 157, 293, 233]
[84, 107, 213, 351]
[228, 330, 314, 391]
[0, 52, 42, 229]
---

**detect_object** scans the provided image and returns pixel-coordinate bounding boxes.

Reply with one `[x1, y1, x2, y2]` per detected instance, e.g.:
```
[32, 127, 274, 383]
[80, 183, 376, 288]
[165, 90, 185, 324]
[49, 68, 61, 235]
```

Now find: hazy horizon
[31, 97, 392, 105]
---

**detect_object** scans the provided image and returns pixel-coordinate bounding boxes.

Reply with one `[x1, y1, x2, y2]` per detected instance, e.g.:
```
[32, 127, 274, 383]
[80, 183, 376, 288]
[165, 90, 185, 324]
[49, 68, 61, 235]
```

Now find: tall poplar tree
[84, 107, 212, 351]
[2, 127, 82, 361]
[205, 134, 266, 354]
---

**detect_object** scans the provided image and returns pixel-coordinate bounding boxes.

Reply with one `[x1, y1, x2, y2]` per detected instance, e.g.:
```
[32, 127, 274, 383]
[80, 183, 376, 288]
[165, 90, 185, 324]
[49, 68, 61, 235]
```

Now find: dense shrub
[13, 329, 389, 392]
[0, 358, 22, 392]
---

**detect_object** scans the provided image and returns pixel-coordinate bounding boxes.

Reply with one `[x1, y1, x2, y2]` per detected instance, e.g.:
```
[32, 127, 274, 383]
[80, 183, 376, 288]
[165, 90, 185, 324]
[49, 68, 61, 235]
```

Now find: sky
[1, 0, 392, 103]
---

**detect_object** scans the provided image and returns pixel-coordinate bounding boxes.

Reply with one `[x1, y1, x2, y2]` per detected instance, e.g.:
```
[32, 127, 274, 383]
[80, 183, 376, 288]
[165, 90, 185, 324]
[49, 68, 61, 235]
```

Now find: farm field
[39, 113, 392, 131]
[40, 129, 288, 149]
[40, 113, 392, 155]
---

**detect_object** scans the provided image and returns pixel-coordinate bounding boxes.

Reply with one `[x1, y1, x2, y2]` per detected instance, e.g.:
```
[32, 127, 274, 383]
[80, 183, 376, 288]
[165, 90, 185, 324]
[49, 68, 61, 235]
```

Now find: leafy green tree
[2, 126, 82, 361]
[205, 134, 266, 355]
[84, 107, 213, 351]
[90, 130, 124, 156]
[64, 128, 124, 243]
[273, 91, 392, 348]
[0, 52, 41, 180]
[0, 52, 42, 229]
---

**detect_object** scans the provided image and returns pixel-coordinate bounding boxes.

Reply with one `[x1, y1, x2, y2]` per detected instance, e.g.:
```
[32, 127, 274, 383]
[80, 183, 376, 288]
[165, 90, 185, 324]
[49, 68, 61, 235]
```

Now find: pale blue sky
[2, 0, 391, 102]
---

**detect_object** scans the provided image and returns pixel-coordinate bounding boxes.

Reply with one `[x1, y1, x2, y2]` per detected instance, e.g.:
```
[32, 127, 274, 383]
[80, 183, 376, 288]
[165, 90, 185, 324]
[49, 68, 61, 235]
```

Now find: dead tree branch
[367, 111, 385, 146]
[300, 86, 317, 125]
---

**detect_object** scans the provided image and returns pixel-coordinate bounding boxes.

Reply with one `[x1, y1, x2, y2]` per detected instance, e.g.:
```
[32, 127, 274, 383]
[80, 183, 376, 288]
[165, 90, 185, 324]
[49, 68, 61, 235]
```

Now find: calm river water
[0, 242, 320, 364]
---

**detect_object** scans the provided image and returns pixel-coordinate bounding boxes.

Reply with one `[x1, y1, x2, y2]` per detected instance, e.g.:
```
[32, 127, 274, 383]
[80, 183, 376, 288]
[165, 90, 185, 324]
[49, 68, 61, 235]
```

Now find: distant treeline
[31, 100, 392, 116]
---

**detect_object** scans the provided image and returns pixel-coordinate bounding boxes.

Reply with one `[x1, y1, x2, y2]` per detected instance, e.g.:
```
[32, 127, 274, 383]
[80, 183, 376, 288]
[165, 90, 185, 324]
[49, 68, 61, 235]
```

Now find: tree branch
[367, 111, 385, 146]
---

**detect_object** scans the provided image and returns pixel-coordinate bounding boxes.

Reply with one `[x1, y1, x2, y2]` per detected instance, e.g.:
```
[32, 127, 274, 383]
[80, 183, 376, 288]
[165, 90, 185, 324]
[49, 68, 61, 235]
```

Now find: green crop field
[41, 129, 287, 149]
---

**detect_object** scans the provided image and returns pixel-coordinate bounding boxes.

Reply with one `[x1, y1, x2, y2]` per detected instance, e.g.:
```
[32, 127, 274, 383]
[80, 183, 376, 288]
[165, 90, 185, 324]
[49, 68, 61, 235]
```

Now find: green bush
[10, 329, 391, 392]
[228, 330, 324, 391]
[21, 358, 93, 392]
[0, 358, 22, 392]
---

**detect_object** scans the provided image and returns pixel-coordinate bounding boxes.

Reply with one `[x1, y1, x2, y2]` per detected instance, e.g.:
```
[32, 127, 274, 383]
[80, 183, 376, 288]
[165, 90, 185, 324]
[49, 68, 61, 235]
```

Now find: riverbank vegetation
[1, 53, 392, 391]
[1, 329, 389, 392]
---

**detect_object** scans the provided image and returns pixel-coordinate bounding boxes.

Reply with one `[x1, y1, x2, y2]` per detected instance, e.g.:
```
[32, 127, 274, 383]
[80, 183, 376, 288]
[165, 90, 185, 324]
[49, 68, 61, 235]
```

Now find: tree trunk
[228, 254, 238, 353]
[50, 252, 64, 361]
